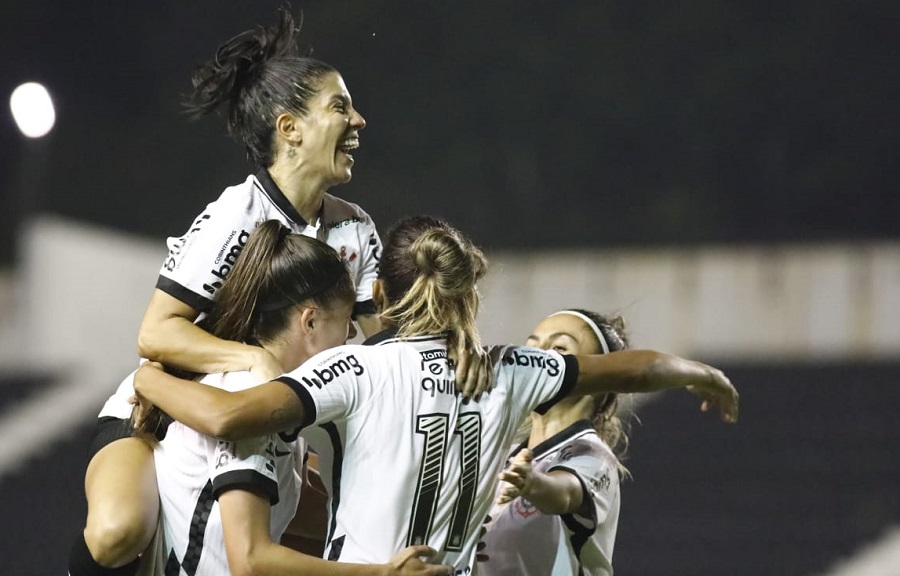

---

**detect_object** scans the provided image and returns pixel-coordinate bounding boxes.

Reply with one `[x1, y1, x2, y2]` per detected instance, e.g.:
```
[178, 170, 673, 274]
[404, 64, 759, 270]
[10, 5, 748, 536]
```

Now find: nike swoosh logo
[274, 448, 292, 457]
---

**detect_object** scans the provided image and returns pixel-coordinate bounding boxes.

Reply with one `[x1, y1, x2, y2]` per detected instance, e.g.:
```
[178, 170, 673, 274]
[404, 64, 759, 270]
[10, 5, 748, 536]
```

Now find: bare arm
[219, 489, 452, 576]
[572, 350, 739, 423]
[138, 290, 283, 380]
[497, 449, 583, 515]
[133, 363, 303, 440]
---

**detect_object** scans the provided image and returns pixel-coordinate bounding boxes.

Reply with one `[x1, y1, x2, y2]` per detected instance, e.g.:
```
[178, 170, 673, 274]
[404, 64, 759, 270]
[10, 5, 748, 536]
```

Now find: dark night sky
[1, 0, 898, 263]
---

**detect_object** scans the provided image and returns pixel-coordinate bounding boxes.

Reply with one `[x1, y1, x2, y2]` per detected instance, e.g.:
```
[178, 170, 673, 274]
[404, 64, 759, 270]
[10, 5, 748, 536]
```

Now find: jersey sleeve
[550, 439, 620, 529]
[209, 435, 281, 505]
[352, 217, 382, 317]
[156, 187, 257, 312]
[493, 345, 579, 418]
[274, 347, 374, 429]
[203, 371, 282, 504]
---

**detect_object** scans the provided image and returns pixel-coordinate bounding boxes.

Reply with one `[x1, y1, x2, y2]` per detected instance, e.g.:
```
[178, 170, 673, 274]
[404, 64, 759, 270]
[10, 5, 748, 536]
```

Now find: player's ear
[299, 306, 317, 333]
[275, 112, 302, 144]
[372, 279, 388, 313]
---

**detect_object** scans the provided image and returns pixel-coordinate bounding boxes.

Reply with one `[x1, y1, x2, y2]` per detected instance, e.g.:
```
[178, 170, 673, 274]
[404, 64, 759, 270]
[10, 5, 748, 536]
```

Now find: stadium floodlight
[9, 82, 56, 138]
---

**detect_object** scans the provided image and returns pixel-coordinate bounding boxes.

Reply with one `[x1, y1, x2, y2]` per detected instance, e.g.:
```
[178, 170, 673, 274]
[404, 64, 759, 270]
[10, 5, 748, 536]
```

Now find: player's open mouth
[337, 137, 359, 160]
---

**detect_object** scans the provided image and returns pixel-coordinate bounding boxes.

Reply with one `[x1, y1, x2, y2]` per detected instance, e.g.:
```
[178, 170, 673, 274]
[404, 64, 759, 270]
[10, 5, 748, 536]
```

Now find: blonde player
[132, 215, 739, 574]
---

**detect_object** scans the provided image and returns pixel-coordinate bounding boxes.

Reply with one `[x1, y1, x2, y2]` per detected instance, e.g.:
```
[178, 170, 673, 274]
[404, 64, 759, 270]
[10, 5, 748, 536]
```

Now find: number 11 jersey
[278, 332, 579, 573]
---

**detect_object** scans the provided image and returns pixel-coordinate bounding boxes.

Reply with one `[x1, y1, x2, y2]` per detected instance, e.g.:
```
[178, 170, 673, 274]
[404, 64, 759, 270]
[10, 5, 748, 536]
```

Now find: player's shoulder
[200, 369, 262, 392]
[564, 431, 617, 463]
[321, 193, 375, 230]
[492, 344, 566, 375]
[187, 174, 259, 224]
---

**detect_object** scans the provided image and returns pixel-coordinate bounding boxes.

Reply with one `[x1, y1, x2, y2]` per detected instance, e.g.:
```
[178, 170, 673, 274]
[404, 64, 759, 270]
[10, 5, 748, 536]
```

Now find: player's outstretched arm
[572, 350, 739, 423]
[138, 290, 284, 380]
[133, 362, 303, 440]
[219, 489, 453, 576]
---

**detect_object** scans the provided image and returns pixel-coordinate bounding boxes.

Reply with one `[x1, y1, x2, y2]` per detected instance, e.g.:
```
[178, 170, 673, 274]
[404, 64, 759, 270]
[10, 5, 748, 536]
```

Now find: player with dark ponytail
[69, 8, 386, 575]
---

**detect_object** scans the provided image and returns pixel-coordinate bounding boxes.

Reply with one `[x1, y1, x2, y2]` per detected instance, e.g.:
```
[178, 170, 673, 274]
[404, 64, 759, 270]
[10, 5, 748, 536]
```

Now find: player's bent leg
[82, 437, 159, 568]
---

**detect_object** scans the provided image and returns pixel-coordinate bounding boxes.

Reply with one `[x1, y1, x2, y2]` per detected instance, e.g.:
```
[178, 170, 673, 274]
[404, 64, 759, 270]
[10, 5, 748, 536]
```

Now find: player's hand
[686, 363, 739, 423]
[454, 346, 494, 401]
[131, 361, 166, 428]
[497, 448, 535, 504]
[475, 515, 491, 563]
[249, 347, 284, 381]
[384, 545, 453, 575]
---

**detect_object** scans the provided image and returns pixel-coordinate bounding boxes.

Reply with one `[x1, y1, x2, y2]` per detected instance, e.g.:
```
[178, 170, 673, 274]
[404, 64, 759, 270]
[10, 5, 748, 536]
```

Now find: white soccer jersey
[276, 332, 579, 573]
[152, 370, 307, 576]
[98, 170, 380, 420]
[479, 421, 621, 576]
[157, 169, 381, 317]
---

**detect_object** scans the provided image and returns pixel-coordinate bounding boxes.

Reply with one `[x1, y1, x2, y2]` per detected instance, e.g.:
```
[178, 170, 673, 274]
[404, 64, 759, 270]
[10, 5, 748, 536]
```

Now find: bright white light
[10, 82, 56, 138]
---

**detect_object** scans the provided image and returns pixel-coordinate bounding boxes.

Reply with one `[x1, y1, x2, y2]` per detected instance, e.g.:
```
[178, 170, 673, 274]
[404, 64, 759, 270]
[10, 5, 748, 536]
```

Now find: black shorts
[86, 417, 133, 461]
[86, 415, 171, 461]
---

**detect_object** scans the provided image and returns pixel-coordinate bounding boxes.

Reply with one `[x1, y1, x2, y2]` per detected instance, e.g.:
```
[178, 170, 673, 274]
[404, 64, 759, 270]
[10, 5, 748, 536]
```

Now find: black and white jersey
[97, 170, 380, 421]
[277, 333, 579, 573]
[158, 169, 381, 318]
[479, 421, 621, 576]
[152, 370, 306, 576]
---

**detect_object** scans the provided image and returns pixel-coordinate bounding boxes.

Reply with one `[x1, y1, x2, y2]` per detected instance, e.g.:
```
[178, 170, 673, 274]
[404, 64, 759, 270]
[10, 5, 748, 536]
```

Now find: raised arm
[138, 290, 284, 380]
[133, 362, 303, 440]
[572, 350, 739, 423]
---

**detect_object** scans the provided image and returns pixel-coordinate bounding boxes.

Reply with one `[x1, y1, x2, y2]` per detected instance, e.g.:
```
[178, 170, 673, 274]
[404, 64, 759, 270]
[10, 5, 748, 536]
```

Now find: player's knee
[83, 514, 149, 567]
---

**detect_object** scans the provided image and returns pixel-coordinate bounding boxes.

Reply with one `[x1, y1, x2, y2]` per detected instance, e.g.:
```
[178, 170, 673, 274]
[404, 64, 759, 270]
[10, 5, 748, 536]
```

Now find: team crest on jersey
[338, 246, 358, 263]
[502, 349, 561, 377]
[514, 498, 538, 518]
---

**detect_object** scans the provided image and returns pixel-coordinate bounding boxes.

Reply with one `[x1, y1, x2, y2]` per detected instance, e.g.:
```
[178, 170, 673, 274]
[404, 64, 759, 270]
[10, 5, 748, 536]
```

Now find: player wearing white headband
[479, 309, 630, 576]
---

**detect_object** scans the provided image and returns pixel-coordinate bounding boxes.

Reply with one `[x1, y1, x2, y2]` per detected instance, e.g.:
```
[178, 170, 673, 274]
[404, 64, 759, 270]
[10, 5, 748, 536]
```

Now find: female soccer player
[69, 10, 397, 576]
[75, 221, 451, 576]
[479, 309, 632, 575]
[132, 215, 739, 574]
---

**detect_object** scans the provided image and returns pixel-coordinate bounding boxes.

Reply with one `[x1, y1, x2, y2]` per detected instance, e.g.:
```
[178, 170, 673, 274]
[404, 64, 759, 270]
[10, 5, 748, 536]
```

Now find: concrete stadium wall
[2, 216, 899, 376]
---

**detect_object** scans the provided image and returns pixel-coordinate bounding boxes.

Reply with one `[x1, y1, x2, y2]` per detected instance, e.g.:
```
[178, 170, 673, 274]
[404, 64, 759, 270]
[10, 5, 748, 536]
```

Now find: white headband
[549, 310, 610, 354]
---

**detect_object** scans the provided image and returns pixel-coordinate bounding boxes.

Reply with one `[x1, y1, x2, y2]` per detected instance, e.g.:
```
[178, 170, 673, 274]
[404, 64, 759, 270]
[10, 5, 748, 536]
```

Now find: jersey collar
[254, 168, 311, 227]
[515, 419, 595, 461]
[362, 327, 398, 346]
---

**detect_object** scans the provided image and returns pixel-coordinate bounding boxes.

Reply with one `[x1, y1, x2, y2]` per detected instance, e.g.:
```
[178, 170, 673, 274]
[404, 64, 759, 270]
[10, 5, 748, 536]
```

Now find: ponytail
[205, 220, 355, 344]
[183, 8, 336, 167]
[380, 216, 488, 358]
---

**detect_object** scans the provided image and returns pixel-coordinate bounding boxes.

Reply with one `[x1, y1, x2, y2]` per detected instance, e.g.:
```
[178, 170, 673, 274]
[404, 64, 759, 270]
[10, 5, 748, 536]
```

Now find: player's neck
[267, 164, 326, 225]
[528, 395, 593, 448]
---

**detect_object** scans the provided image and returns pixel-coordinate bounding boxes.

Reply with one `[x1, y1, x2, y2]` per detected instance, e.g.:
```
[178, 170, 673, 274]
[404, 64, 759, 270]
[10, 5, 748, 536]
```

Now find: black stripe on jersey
[353, 299, 377, 317]
[254, 169, 308, 226]
[560, 506, 594, 560]
[155, 275, 213, 312]
[534, 354, 579, 415]
[213, 469, 280, 505]
[276, 376, 317, 429]
[551, 465, 597, 526]
[321, 423, 344, 551]
[166, 479, 216, 576]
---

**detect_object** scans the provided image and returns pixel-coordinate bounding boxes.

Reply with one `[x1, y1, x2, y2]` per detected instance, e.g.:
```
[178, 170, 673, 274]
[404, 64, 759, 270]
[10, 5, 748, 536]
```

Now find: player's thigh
[84, 437, 159, 532]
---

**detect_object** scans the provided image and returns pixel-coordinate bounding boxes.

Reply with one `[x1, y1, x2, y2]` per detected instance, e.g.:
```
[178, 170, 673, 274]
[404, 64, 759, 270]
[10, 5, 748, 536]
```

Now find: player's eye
[552, 345, 568, 353]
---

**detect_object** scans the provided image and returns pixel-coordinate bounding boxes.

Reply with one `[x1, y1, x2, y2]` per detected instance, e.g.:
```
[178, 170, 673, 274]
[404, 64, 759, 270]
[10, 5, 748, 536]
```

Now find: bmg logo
[301, 354, 365, 389]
